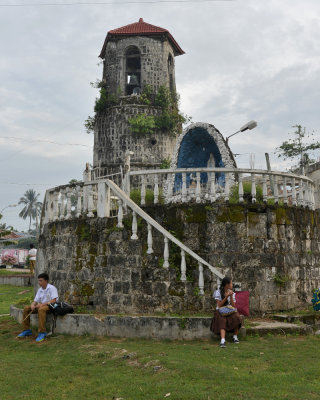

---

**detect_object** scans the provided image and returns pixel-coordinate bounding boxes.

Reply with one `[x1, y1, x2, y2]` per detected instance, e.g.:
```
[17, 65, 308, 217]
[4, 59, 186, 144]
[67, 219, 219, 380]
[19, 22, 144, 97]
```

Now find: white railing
[126, 167, 316, 209]
[41, 178, 224, 292]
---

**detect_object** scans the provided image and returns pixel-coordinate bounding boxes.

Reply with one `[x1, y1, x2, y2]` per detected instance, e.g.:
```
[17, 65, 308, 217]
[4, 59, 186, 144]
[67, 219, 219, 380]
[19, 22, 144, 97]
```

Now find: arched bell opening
[125, 46, 141, 95]
[174, 127, 225, 191]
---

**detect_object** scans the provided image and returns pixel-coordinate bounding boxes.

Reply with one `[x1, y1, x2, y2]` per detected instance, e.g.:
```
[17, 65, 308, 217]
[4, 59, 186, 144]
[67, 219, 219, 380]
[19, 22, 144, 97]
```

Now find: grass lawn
[0, 269, 30, 275]
[0, 285, 33, 314]
[0, 316, 319, 400]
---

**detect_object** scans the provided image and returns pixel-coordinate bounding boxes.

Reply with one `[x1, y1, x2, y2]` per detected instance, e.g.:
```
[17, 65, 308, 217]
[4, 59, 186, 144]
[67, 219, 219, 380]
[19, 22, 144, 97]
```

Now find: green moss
[80, 283, 94, 296]
[185, 206, 207, 223]
[50, 224, 56, 237]
[168, 289, 185, 297]
[88, 255, 96, 271]
[76, 223, 91, 241]
[216, 205, 245, 223]
[275, 208, 291, 225]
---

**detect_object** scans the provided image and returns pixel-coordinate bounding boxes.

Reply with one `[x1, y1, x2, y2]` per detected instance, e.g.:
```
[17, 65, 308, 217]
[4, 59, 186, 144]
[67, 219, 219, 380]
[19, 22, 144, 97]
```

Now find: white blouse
[213, 289, 236, 310]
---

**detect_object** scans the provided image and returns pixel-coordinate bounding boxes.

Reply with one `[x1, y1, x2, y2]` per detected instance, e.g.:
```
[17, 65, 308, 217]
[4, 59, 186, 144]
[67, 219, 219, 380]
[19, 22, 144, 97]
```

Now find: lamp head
[240, 120, 257, 132]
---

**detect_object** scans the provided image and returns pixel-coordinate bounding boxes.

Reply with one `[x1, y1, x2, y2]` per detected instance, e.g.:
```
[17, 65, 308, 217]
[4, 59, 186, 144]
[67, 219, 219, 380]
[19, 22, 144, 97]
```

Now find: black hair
[38, 273, 49, 281]
[220, 276, 232, 300]
[30, 244, 34, 249]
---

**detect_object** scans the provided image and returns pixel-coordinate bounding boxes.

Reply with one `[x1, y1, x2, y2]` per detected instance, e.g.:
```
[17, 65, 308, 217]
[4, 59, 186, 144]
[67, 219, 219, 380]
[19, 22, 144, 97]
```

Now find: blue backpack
[312, 289, 320, 311]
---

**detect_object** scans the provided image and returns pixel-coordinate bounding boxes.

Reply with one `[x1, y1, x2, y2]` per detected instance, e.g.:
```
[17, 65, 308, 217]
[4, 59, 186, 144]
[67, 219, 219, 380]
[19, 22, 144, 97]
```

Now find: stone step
[272, 313, 320, 325]
[246, 320, 313, 336]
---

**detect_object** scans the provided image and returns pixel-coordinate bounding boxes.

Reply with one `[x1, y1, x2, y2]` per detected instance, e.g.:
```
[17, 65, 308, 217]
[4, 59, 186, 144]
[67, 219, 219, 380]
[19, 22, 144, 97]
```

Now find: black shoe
[220, 342, 226, 348]
[233, 337, 239, 344]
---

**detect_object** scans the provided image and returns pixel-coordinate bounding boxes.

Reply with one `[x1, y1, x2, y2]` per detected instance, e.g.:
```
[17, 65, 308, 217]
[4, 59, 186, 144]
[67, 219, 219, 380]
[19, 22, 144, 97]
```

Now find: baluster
[224, 173, 230, 202]
[305, 181, 310, 208]
[154, 174, 159, 204]
[198, 262, 204, 295]
[76, 187, 82, 217]
[311, 183, 315, 210]
[141, 175, 146, 206]
[210, 171, 216, 202]
[299, 179, 304, 206]
[53, 191, 59, 221]
[131, 211, 138, 240]
[163, 237, 169, 268]
[147, 223, 153, 254]
[166, 173, 173, 204]
[262, 175, 267, 203]
[181, 172, 187, 203]
[283, 177, 288, 205]
[59, 190, 65, 220]
[117, 199, 124, 228]
[251, 173, 256, 203]
[180, 249, 187, 281]
[196, 172, 201, 203]
[274, 176, 279, 204]
[87, 185, 94, 217]
[238, 174, 244, 203]
[65, 189, 72, 219]
[291, 178, 297, 206]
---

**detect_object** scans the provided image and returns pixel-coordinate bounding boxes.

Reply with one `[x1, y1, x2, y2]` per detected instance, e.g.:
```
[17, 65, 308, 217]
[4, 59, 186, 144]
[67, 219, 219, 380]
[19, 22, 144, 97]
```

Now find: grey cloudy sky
[0, 0, 320, 230]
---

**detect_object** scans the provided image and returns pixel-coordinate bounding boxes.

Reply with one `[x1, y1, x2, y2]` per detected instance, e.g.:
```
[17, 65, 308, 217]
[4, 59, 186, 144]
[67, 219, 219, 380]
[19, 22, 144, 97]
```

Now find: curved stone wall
[37, 204, 320, 314]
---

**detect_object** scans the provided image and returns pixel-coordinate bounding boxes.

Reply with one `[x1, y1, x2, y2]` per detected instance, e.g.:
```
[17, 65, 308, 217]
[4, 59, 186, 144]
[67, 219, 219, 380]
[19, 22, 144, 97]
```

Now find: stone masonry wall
[103, 36, 176, 95]
[93, 104, 177, 172]
[37, 204, 320, 314]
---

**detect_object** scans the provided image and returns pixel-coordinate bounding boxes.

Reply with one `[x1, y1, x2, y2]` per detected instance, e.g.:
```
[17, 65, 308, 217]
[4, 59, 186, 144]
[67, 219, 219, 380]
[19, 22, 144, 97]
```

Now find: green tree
[277, 125, 320, 171]
[18, 189, 43, 232]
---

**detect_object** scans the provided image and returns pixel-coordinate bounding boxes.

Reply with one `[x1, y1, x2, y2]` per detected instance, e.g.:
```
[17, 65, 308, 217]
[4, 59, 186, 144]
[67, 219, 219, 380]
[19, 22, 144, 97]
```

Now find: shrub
[229, 182, 263, 204]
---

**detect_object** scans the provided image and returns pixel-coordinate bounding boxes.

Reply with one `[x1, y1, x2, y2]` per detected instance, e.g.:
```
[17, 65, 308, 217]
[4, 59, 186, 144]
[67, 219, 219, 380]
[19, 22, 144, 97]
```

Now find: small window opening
[126, 46, 141, 95]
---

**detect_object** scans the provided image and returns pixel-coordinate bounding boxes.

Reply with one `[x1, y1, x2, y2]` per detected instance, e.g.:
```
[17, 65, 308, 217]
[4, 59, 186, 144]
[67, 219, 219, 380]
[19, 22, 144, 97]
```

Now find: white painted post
[97, 182, 107, 218]
[154, 174, 159, 204]
[251, 173, 256, 203]
[76, 187, 82, 218]
[65, 189, 72, 219]
[262, 174, 267, 203]
[163, 236, 169, 268]
[239, 173, 244, 203]
[147, 223, 153, 254]
[141, 175, 146, 206]
[291, 178, 297, 206]
[210, 172, 216, 202]
[182, 172, 187, 203]
[180, 249, 187, 282]
[53, 191, 59, 221]
[166, 173, 173, 203]
[117, 199, 124, 228]
[131, 211, 138, 240]
[224, 173, 230, 202]
[283, 177, 288, 205]
[198, 262, 204, 295]
[274, 176, 279, 204]
[87, 185, 94, 217]
[196, 172, 201, 203]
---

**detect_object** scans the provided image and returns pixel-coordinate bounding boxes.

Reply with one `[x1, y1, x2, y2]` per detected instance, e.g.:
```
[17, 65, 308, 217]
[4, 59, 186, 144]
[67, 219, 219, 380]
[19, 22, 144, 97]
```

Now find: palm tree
[18, 189, 43, 232]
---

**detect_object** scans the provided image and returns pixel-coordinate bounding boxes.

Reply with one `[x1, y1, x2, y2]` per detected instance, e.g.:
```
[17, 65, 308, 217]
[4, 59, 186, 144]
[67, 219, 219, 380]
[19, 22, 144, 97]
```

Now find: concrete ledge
[246, 320, 313, 335]
[11, 305, 247, 340]
[0, 275, 34, 286]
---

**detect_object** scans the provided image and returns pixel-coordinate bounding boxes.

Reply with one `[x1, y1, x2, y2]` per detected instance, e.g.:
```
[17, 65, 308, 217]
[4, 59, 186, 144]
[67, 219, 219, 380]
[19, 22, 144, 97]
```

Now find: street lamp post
[226, 120, 258, 145]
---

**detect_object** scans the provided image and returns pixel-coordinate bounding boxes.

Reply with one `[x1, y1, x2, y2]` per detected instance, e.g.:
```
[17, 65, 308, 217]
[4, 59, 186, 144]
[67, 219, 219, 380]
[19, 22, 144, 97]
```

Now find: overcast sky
[0, 0, 320, 231]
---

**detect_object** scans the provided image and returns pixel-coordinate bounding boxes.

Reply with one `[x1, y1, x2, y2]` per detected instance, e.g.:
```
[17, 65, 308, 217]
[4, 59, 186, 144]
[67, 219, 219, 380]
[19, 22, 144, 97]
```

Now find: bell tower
[93, 18, 185, 175]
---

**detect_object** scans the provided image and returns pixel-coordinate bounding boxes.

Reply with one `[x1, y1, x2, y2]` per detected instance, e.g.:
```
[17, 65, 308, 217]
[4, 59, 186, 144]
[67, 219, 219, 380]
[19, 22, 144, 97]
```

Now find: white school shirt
[214, 289, 236, 310]
[28, 248, 37, 261]
[34, 283, 58, 304]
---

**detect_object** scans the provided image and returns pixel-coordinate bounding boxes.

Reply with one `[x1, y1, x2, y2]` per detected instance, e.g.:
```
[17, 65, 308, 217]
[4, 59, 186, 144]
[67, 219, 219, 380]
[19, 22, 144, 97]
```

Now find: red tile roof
[99, 18, 184, 58]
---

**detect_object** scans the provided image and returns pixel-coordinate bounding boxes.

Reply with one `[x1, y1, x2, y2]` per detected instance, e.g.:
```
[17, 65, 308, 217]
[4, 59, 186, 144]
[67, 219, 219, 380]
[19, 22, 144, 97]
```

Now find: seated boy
[18, 272, 58, 342]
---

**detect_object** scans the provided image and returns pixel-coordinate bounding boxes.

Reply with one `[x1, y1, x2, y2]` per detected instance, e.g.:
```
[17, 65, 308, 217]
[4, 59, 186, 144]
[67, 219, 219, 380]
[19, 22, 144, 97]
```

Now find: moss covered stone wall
[37, 204, 320, 314]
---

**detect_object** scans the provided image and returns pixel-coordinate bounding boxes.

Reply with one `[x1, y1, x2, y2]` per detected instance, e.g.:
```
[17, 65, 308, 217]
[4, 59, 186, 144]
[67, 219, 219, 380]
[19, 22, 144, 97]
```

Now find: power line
[0, 0, 234, 6]
[0, 136, 92, 148]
